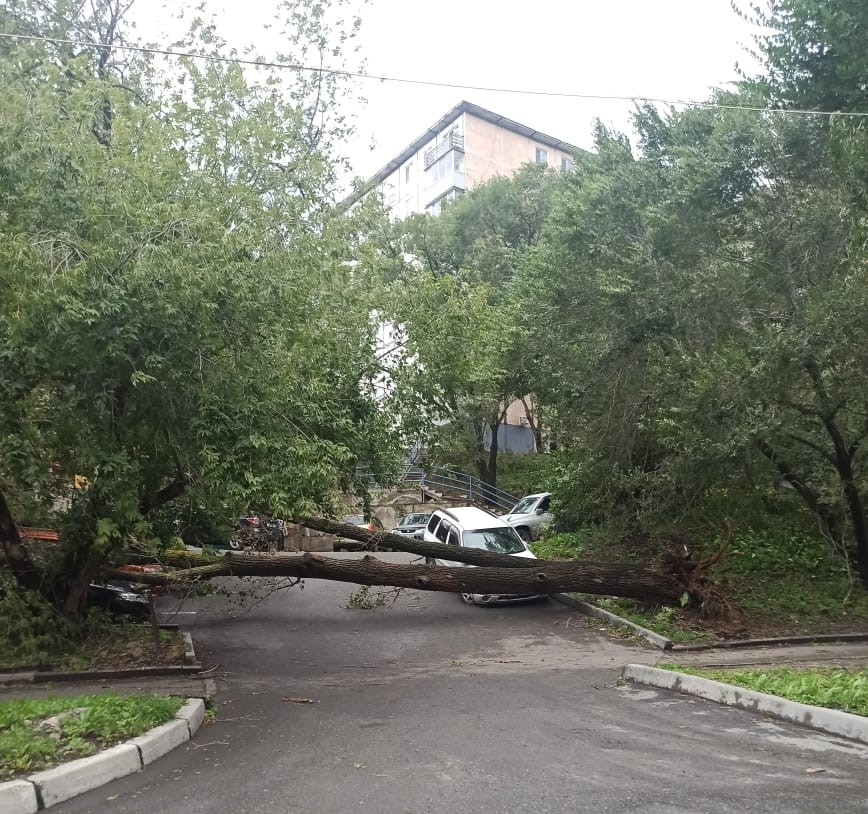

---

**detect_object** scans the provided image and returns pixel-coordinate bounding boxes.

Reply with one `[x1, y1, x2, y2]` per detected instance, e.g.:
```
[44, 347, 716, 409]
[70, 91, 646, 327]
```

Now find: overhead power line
[2, 31, 868, 118]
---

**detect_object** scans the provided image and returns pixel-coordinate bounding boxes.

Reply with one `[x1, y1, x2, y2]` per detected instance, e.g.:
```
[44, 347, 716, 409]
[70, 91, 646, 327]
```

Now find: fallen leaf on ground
[282, 697, 318, 704]
[806, 768, 826, 775]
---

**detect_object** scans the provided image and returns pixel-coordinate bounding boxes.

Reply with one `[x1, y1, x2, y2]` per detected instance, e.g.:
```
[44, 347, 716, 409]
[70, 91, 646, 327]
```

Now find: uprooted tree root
[658, 538, 741, 620]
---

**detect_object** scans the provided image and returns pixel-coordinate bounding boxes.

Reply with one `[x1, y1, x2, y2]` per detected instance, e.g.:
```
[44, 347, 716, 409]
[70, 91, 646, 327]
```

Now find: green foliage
[488, 453, 552, 500]
[0, 571, 77, 668]
[345, 585, 398, 610]
[0, 0, 395, 609]
[584, 598, 714, 644]
[663, 665, 868, 716]
[0, 693, 183, 779]
[742, 0, 868, 113]
[368, 164, 560, 485]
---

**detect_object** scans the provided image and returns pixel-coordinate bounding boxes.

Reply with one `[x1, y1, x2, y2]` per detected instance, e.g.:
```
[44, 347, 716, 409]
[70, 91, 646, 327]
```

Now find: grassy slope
[532, 526, 868, 640]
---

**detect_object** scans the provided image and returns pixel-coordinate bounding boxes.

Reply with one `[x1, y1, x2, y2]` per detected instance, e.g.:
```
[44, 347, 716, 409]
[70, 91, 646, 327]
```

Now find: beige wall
[374, 111, 574, 217]
[463, 114, 573, 187]
[503, 395, 534, 427]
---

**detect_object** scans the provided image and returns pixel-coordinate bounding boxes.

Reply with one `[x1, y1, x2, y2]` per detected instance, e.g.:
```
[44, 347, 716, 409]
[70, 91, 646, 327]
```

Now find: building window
[561, 157, 574, 172]
[425, 187, 463, 216]
[405, 163, 412, 183]
[535, 147, 548, 165]
[428, 151, 456, 182]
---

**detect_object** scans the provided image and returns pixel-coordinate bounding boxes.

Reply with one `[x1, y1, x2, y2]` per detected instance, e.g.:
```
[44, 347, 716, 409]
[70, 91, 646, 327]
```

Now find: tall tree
[0, 0, 390, 613]
[371, 164, 559, 489]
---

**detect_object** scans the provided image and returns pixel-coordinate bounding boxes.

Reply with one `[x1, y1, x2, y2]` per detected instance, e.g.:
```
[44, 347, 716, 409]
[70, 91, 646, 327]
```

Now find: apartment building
[349, 100, 578, 218]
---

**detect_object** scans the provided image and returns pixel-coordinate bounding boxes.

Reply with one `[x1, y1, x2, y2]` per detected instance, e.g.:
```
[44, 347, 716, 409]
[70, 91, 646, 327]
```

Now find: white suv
[421, 506, 543, 605]
[502, 492, 552, 541]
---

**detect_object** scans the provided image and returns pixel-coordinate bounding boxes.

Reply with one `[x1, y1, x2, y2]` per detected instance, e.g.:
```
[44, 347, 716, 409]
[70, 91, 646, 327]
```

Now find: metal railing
[423, 131, 465, 169]
[418, 466, 518, 513]
[354, 462, 519, 514]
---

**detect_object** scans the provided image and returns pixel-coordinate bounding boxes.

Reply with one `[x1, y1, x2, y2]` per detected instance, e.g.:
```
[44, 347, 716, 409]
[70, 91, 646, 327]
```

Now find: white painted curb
[0, 697, 207, 811]
[622, 664, 868, 745]
[0, 779, 38, 814]
[30, 744, 141, 808]
[177, 698, 206, 736]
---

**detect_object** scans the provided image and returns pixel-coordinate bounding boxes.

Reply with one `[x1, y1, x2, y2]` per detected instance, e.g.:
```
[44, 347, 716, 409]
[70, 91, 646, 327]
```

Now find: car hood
[502, 512, 533, 522]
[512, 548, 536, 559]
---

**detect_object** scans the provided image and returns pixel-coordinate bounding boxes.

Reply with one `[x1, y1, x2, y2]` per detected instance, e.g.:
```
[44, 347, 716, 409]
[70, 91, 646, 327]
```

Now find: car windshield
[400, 513, 429, 525]
[462, 527, 526, 555]
[509, 496, 539, 514]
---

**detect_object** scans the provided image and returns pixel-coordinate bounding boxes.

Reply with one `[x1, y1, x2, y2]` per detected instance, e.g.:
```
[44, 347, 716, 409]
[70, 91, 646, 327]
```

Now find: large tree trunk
[120, 519, 711, 605]
[111, 550, 686, 603]
[802, 359, 868, 587]
[0, 488, 43, 592]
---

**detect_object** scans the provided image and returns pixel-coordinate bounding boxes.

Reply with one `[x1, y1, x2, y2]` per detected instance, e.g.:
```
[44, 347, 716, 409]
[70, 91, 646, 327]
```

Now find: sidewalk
[0, 674, 215, 702]
[656, 639, 868, 669]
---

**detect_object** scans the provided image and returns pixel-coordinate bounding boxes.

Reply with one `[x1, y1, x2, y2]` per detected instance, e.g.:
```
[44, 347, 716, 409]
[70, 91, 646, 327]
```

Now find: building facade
[349, 101, 578, 218]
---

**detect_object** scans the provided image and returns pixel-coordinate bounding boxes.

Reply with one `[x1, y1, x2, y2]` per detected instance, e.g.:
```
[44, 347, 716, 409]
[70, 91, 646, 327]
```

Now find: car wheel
[228, 536, 243, 550]
[516, 528, 531, 542]
[460, 593, 476, 605]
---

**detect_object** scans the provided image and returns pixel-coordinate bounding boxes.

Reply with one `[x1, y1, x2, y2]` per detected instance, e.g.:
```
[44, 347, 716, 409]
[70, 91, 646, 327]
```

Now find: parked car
[87, 582, 151, 622]
[114, 564, 166, 596]
[333, 514, 385, 551]
[421, 506, 544, 605]
[394, 512, 432, 537]
[501, 492, 552, 541]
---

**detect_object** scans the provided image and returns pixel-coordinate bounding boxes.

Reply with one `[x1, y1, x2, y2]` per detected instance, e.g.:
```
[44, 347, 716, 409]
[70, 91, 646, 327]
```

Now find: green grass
[0, 693, 184, 780]
[573, 596, 715, 643]
[532, 525, 868, 640]
[659, 665, 868, 717]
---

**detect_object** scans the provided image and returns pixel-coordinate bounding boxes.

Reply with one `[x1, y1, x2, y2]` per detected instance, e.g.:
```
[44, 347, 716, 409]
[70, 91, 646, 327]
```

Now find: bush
[0, 570, 76, 669]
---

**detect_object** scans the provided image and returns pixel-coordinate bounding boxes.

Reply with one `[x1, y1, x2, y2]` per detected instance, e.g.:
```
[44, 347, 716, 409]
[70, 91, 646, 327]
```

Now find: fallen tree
[112, 519, 725, 609]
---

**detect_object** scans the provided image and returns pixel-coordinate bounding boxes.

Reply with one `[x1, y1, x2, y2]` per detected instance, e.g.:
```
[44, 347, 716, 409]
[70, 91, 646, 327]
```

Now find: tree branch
[785, 432, 837, 466]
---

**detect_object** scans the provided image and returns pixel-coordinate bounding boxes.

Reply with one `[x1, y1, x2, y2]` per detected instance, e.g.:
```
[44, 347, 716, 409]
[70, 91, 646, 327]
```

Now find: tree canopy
[0, 0, 393, 612]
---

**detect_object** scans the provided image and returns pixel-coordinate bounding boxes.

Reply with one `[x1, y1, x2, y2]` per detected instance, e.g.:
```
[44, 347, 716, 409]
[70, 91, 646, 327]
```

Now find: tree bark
[803, 358, 868, 587]
[120, 518, 703, 604]
[298, 518, 552, 568]
[0, 488, 43, 591]
[139, 471, 189, 516]
[110, 550, 686, 603]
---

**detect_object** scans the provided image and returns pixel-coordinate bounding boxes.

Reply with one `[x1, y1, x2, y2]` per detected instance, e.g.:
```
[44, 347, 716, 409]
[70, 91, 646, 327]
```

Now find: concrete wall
[463, 113, 573, 186]
[377, 114, 467, 219]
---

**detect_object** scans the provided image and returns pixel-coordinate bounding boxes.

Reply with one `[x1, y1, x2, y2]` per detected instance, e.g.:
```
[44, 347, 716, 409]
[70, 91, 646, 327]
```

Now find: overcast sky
[143, 0, 762, 180]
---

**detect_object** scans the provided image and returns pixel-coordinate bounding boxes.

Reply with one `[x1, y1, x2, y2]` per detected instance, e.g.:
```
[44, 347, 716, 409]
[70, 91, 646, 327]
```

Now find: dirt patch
[85, 628, 187, 671]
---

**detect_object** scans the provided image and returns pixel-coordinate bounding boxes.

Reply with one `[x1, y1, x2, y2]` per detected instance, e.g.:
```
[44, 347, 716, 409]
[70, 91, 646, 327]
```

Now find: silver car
[422, 506, 544, 605]
[394, 512, 432, 537]
[502, 492, 552, 541]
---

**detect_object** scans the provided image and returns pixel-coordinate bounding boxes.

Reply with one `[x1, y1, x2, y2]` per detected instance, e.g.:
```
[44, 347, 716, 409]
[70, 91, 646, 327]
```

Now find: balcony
[424, 131, 465, 169]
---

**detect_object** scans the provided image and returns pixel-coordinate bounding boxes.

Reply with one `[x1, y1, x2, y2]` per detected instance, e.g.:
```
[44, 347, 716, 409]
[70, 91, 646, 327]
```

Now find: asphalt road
[55, 554, 868, 814]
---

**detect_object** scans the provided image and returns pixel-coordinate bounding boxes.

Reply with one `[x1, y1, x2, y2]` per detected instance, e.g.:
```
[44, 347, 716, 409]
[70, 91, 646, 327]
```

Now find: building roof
[343, 100, 580, 209]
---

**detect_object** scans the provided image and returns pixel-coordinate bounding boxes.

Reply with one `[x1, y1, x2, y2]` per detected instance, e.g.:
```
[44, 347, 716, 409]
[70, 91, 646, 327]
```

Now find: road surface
[56, 554, 868, 813]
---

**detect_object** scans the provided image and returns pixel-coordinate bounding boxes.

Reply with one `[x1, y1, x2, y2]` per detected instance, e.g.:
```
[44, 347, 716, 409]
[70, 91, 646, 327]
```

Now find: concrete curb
[551, 594, 674, 650]
[0, 779, 38, 814]
[0, 697, 207, 810]
[622, 664, 868, 745]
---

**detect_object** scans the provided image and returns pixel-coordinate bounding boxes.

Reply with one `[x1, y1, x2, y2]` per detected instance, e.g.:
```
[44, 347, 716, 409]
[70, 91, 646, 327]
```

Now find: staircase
[357, 448, 519, 513]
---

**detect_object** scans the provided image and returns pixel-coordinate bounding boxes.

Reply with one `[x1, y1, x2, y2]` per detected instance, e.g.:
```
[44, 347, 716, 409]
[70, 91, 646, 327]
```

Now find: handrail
[419, 466, 517, 512]
[355, 461, 519, 513]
